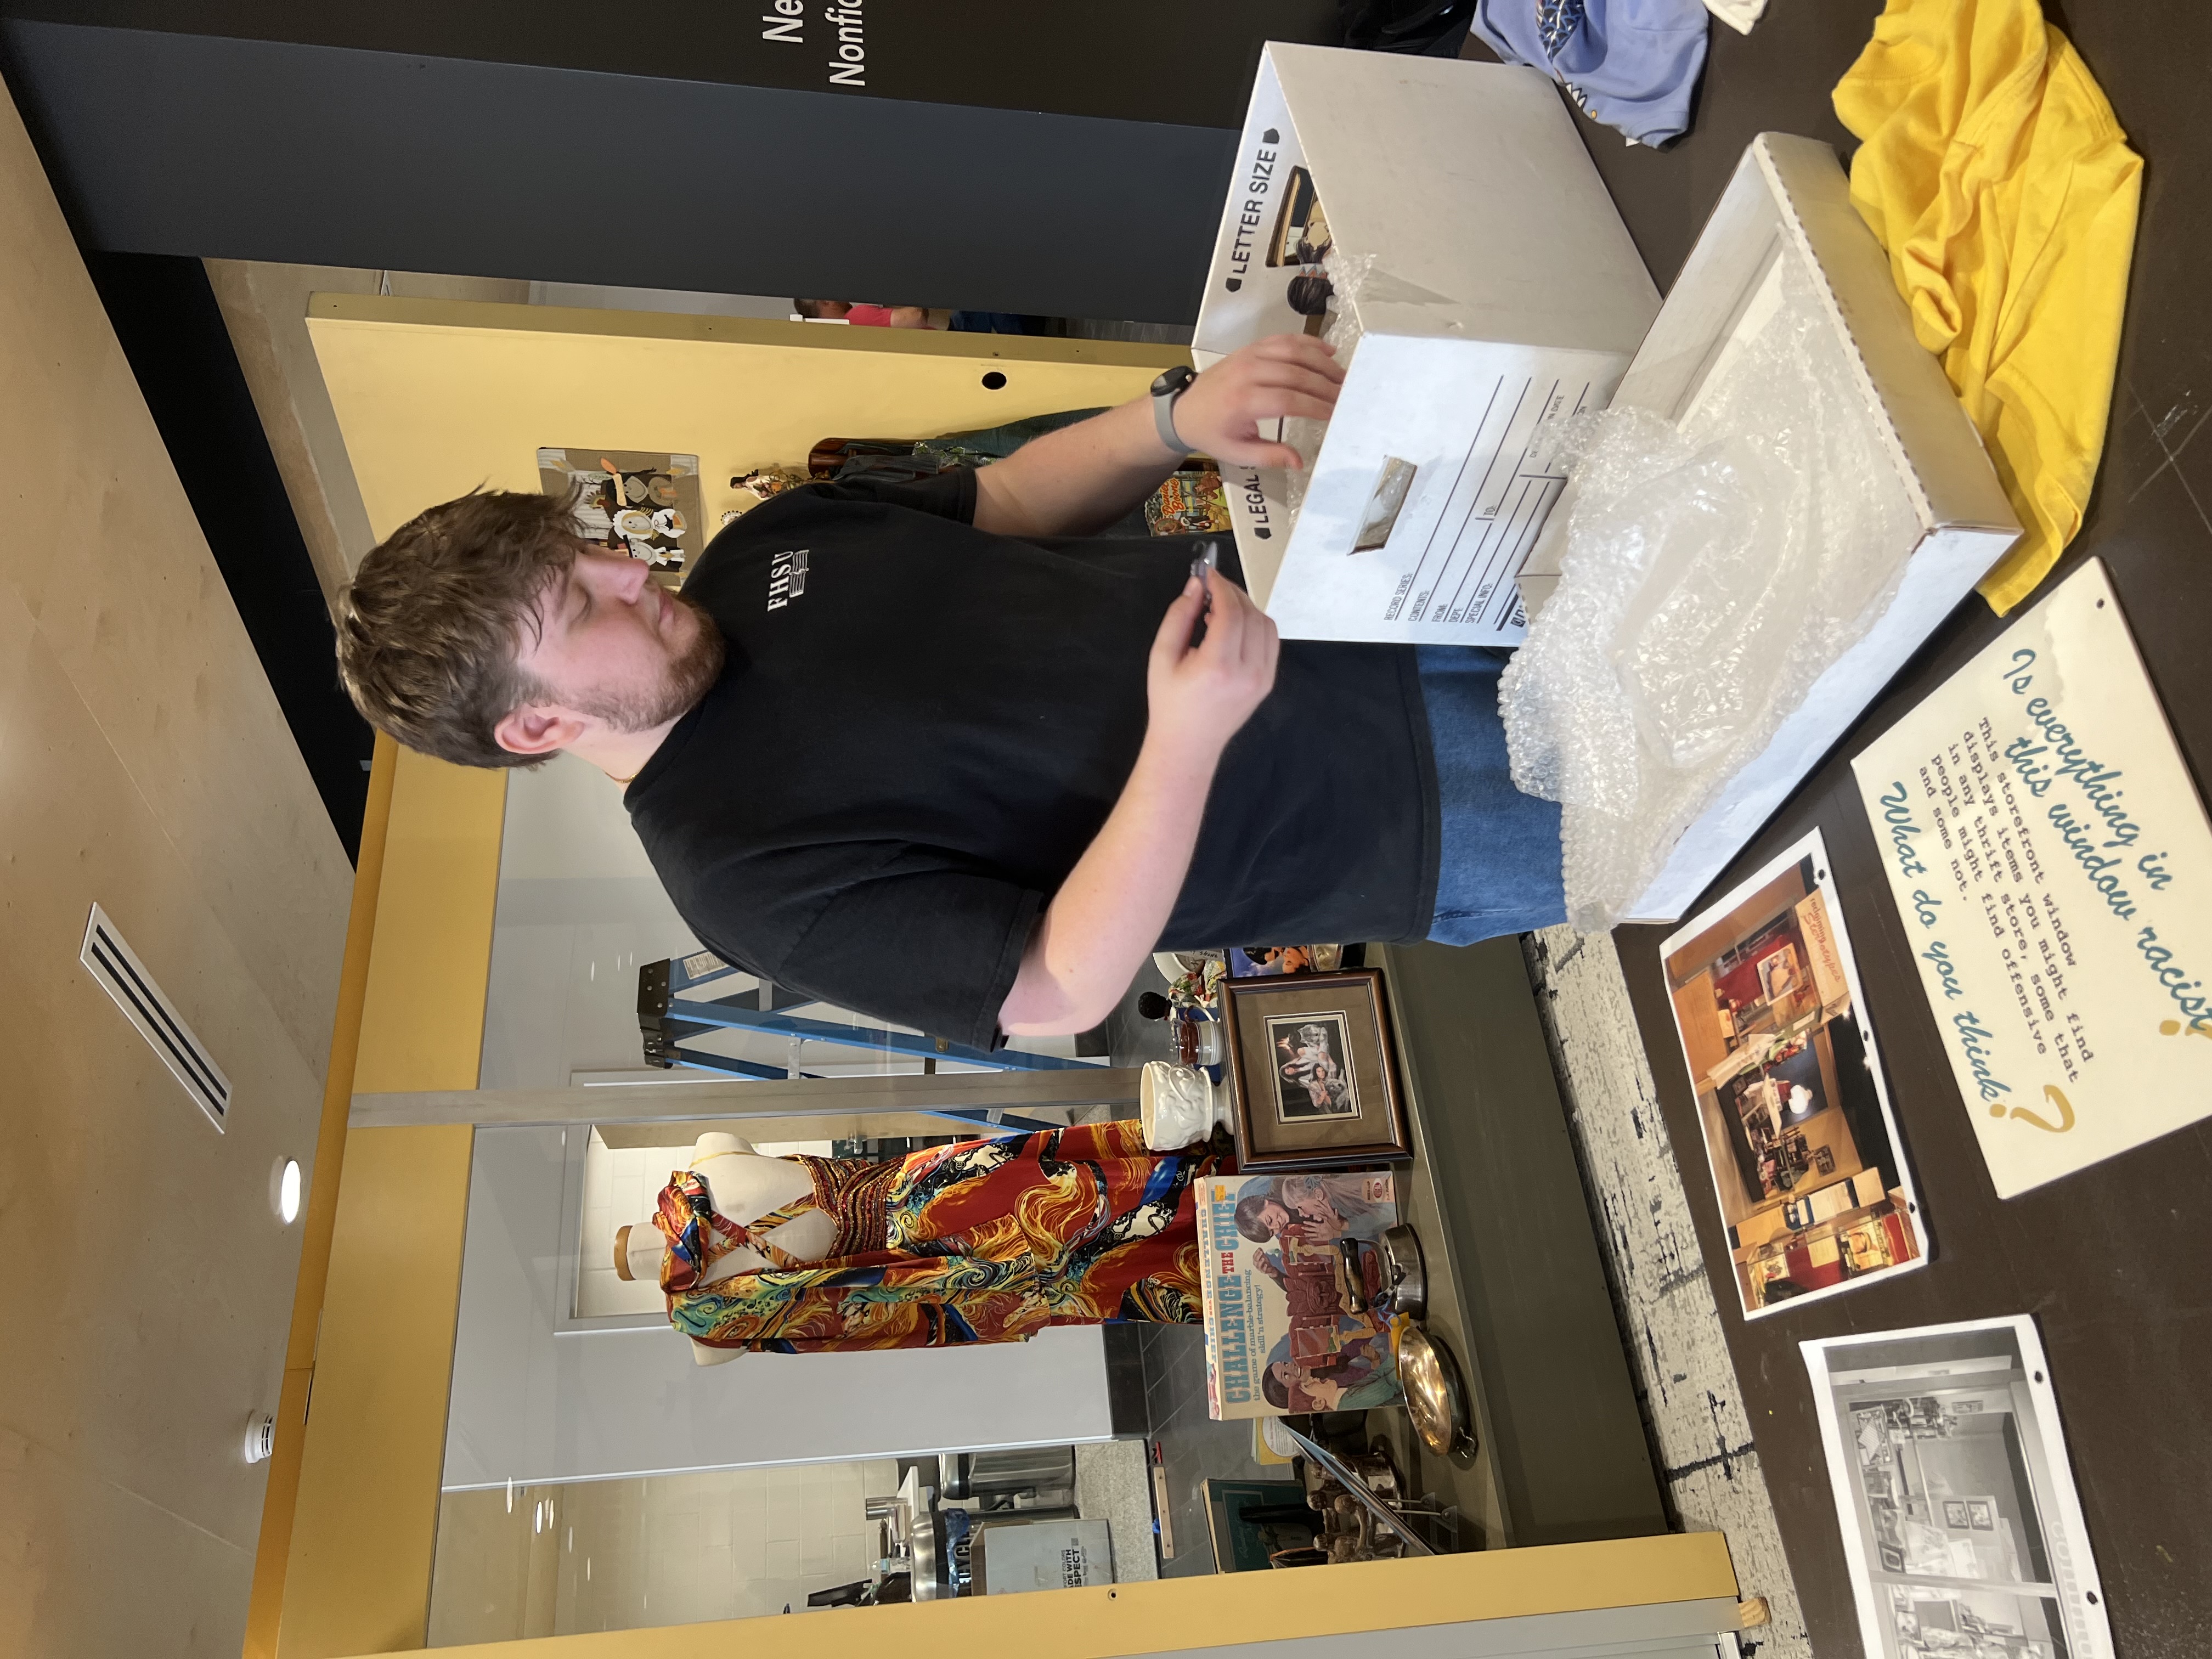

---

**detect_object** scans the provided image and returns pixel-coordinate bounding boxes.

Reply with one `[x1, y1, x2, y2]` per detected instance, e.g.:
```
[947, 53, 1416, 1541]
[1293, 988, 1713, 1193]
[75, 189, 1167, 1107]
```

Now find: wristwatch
[1150, 364, 1198, 456]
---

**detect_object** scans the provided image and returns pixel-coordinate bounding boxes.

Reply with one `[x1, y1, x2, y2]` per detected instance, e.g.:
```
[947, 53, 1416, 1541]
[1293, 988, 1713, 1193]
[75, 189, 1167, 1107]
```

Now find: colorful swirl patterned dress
[654, 1119, 1229, 1353]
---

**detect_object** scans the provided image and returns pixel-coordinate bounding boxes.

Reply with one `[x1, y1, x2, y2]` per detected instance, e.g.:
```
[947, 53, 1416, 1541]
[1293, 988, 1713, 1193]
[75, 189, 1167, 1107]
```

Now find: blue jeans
[1417, 646, 1565, 945]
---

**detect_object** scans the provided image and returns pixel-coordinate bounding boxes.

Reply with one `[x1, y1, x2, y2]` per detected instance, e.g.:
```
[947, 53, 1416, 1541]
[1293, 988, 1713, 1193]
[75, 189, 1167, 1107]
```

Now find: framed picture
[1219, 969, 1409, 1170]
[1757, 943, 1804, 1001]
[1943, 1499, 1972, 1530]
[1966, 1499, 1995, 1531]
[537, 446, 706, 577]
[1227, 944, 1350, 979]
[1203, 1479, 1312, 1573]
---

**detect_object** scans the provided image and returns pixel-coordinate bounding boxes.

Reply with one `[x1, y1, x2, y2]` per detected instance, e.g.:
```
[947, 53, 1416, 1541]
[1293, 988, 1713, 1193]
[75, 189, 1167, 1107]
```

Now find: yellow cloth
[1833, 0, 2141, 614]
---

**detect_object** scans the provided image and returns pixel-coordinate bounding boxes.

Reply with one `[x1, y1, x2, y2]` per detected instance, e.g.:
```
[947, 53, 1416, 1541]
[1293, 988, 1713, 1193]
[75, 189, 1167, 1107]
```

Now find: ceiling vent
[80, 904, 230, 1131]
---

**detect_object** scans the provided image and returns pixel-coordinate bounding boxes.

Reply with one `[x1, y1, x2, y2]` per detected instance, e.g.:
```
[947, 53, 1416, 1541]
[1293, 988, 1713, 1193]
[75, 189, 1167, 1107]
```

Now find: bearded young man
[335, 335, 1563, 1049]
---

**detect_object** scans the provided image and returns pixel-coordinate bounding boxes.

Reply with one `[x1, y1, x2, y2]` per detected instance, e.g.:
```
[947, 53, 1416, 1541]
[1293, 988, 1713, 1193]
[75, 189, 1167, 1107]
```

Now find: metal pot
[1395, 1320, 1476, 1462]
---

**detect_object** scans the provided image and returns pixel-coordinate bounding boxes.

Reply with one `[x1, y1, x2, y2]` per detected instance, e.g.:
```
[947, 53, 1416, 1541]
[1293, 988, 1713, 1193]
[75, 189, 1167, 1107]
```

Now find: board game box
[1195, 1171, 1403, 1419]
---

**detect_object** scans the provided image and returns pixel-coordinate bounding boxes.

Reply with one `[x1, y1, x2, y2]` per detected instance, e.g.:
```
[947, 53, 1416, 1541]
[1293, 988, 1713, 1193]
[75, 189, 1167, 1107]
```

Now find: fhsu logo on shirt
[767, 549, 810, 611]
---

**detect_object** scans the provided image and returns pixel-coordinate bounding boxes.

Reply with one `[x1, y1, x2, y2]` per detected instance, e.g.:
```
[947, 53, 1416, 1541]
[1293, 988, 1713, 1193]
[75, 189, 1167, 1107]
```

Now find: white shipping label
[1245, 336, 1626, 646]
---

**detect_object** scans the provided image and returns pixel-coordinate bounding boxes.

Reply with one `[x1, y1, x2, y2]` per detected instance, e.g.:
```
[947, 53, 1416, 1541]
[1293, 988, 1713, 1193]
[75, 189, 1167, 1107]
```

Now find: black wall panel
[2, 20, 1248, 322]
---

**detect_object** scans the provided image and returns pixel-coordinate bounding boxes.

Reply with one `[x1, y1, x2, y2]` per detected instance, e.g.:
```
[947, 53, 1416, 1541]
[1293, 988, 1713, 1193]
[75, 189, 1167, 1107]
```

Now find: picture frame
[1966, 1499, 1995, 1531]
[537, 446, 704, 577]
[1218, 969, 1410, 1171]
[1226, 943, 1346, 978]
[1203, 1478, 1312, 1572]
[1943, 1499, 1972, 1530]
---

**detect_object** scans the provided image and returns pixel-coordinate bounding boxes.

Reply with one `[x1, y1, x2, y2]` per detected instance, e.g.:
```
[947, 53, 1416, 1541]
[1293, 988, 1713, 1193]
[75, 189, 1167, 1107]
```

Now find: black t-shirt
[624, 470, 1438, 1050]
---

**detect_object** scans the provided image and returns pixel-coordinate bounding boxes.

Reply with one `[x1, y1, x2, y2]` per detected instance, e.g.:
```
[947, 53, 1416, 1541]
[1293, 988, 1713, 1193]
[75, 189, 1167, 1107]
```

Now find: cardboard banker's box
[1193, 44, 1659, 645]
[1516, 134, 2021, 922]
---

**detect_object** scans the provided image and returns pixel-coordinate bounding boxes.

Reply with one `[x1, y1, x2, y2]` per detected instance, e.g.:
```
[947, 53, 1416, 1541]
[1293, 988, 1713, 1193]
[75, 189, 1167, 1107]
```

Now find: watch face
[1152, 365, 1194, 397]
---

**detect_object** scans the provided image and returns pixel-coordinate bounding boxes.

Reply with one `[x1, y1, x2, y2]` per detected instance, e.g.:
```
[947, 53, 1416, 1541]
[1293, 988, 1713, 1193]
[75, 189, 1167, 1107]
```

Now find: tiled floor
[1136, 1324, 1273, 1577]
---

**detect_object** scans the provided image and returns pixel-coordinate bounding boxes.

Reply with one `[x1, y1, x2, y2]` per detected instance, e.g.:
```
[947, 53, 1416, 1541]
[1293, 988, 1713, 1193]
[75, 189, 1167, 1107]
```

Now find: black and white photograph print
[1265, 1013, 1359, 1122]
[1803, 1316, 2112, 1659]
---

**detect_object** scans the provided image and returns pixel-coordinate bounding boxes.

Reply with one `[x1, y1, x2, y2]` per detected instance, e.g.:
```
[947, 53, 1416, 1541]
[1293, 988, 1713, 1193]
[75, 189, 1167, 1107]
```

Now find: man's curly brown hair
[335, 490, 582, 769]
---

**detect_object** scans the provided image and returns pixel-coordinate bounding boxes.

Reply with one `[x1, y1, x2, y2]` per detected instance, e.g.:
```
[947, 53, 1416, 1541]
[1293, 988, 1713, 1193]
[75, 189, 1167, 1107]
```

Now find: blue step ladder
[636, 951, 1079, 1135]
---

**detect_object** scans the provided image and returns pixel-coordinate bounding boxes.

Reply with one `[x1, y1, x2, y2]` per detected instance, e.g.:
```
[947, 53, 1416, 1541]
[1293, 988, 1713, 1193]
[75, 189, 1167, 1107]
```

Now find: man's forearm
[972, 335, 1340, 540]
[998, 563, 1278, 1037]
[971, 396, 1182, 540]
[998, 729, 1218, 1036]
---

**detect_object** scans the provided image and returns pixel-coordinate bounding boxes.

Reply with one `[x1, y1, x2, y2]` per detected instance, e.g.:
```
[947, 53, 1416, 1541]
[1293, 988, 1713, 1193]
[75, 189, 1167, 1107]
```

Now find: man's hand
[997, 568, 1279, 1036]
[972, 333, 1344, 538]
[1146, 566, 1281, 759]
[1170, 335, 1345, 471]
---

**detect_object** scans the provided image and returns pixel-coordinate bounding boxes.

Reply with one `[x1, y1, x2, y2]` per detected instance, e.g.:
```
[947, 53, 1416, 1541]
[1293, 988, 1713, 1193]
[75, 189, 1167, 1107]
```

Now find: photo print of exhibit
[1802, 1317, 2112, 1659]
[1662, 830, 1929, 1316]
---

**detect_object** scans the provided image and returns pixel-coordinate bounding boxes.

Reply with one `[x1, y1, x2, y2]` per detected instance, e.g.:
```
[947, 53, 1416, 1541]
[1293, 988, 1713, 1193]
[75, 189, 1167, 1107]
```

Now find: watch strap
[1151, 367, 1194, 456]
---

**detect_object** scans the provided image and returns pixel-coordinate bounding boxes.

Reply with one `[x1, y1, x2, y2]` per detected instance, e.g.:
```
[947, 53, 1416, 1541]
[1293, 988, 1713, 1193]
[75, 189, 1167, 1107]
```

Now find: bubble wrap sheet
[1498, 250, 1921, 930]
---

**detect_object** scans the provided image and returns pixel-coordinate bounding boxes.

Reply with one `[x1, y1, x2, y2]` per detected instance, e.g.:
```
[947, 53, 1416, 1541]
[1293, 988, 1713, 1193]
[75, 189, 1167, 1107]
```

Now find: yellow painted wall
[282, 1124, 475, 1658]
[339, 1533, 1737, 1659]
[278, 746, 508, 1657]
[351, 747, 509, 1095]
[306, 296, 1183, 540]
[244, 736, 400, 1659]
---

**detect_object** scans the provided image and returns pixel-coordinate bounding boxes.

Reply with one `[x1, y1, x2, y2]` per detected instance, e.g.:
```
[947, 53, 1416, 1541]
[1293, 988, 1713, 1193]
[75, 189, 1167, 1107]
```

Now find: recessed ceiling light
[272, 1158, 303, 1224]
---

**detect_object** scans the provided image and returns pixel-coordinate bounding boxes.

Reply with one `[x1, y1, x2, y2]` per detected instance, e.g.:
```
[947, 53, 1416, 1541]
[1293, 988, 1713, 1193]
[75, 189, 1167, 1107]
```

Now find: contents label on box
[1851, 559, 2212, 1198]
[1229, 343, 1618, 646]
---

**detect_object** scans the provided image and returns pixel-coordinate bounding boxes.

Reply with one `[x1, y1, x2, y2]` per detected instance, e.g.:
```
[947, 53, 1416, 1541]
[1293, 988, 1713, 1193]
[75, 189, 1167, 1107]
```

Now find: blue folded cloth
[1471, 0, 1711, 147]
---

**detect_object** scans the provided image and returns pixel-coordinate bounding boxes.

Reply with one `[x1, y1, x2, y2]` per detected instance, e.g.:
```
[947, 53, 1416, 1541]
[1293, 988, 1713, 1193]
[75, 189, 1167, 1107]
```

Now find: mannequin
[615, 1119, 1229, 1358]
[612, 1132, 826, 1365]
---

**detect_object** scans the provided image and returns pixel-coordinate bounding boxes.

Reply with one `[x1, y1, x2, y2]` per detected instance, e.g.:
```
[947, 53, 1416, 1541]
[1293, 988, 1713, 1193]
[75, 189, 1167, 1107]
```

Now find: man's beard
[575, 589, 727, 733]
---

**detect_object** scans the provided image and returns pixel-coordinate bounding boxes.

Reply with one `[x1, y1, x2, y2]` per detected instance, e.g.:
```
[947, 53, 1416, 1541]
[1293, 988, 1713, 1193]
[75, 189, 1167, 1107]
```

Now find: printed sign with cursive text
[1851, 559, 2212, 1198]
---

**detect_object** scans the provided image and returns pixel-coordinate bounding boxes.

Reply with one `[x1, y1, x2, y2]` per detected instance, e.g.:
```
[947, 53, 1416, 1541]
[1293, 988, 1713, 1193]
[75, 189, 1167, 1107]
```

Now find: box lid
[1622, 133, 2018, 538]
[1194, 44, 1658, 359]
